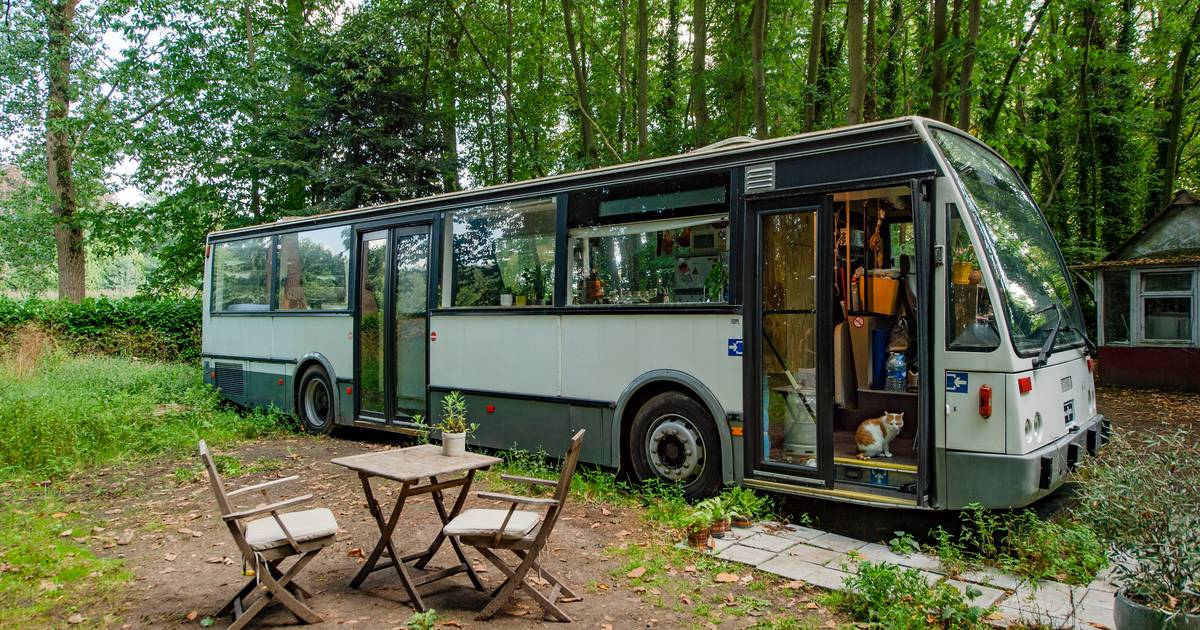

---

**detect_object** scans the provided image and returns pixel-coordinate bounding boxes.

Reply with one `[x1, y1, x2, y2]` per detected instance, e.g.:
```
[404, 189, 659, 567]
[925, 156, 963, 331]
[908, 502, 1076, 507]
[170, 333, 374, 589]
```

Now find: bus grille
[214, 362, 244, 398]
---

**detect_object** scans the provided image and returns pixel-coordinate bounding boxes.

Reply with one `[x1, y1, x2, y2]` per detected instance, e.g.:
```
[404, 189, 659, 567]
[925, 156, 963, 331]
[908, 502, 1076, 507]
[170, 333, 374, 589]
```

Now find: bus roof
[208, 116, 938, 241]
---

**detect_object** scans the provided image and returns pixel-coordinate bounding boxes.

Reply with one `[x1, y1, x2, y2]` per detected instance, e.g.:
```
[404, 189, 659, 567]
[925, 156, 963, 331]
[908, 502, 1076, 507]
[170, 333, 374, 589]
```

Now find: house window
[1141, 271, 1192, 342]
[1101, 270, 1131, 344]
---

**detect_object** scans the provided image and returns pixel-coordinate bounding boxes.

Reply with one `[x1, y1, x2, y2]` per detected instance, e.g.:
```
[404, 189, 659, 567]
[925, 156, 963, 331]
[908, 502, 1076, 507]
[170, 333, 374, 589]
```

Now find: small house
[1078, 190, 1200, 391]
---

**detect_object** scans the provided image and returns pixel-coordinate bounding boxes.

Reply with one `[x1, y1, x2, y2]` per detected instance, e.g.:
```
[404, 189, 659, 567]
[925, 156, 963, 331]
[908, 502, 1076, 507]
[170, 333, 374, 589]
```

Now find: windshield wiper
[1032, 302, 1097, 368]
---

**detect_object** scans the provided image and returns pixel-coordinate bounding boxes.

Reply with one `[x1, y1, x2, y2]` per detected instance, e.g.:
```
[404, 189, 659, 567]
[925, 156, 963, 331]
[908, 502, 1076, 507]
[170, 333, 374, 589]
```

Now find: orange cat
[856, 412, 904, 459]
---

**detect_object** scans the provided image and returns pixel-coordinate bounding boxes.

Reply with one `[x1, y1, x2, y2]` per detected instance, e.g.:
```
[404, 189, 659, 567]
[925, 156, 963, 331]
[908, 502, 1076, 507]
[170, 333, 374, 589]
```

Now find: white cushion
[443, 508, 540, 540]
[243, 508, 338, 551]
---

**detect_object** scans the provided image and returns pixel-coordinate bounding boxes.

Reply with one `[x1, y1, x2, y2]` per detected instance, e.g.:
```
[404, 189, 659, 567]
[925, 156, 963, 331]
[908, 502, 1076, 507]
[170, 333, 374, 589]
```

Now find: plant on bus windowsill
[704, 263, 728, 303]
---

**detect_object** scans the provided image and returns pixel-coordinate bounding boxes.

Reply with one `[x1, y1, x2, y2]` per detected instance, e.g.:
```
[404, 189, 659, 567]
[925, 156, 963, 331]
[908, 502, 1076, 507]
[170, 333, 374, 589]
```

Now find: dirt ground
[68, 433, 838, 629]
[52, 384, 1187, 629]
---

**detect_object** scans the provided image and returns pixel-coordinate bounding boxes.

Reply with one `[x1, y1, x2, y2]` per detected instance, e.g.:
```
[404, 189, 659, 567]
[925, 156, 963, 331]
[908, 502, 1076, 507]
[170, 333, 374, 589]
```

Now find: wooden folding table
[332, 445, 501, 611]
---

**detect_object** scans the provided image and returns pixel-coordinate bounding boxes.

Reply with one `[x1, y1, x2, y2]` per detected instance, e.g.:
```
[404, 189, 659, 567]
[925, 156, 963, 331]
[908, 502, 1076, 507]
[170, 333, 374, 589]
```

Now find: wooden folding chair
[442, 429, 586, 622]
[199, 440, 337, 630]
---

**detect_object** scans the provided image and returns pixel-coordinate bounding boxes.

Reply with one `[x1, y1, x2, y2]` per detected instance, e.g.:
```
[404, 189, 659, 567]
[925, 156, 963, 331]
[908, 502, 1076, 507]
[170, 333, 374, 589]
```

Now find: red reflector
[345, 386, 353, 395]
[210, 371, 216, 379]
[1018, 376, 1033, 394]
[277, 378, 284, 385]
[1087, 358, 1094, 373]
[979, 384, 993, 419]
[205, 243, 211, 258]
[486, 404, 496, 413]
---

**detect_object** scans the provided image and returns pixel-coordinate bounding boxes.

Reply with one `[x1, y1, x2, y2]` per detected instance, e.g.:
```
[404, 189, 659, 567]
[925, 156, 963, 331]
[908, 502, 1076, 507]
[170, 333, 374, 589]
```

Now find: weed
[931, 525, 968, 577]
[729, 594, 771, 615]
[748, 618, 821, 630]
[830, 560, 992, 629]
[889, 530, 920, 555]
[172, 465, 200, 484]
[403, 609, 439, 630]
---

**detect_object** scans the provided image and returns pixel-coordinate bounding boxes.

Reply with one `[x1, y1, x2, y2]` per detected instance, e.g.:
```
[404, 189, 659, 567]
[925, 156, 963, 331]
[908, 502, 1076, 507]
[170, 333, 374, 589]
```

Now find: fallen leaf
[805, 602, 820, 610]
[679, 594, 692, 606]
[529, 575, 550, 587]
[616, 530, 631, 538]
[347, 548, 365, 562]
[683, 565, 697, 573]
[986, 612, 1005, 621]
[67, 614, 84, 625]
[186, 610, 198, 621]
[590, 522, 601, 529]
[116, 529, 135, 545]
[471, 561, 488, 572]
[38, 580, 58, 592]
[165, 553, 177, 562]
[781, 580, 805, 589]
[560, 596, 582, 603]
[59, 529, 73, 537]
[439, 621, 463, 628]
[595, 583, 610, 591]
[601, 507, 612, 516]
[632, 586, 646, 594]
[600, 625, 614, 630]
[204, 557, 224, 564]
[714, 573, 739, 583]
[51, 512, 68, 519]
[739, 574, 754, 585]
[626, 566, 647, 579]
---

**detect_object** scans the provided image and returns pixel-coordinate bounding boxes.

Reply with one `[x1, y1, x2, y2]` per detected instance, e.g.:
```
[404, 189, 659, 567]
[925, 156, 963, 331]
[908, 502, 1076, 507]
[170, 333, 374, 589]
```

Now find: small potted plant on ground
[438, 391, 475, 457]
[1074, 430, 1200, 629]
[699, 497, 732, 537]
[726, 486, 769, 528]
[683, 507, 714, 549]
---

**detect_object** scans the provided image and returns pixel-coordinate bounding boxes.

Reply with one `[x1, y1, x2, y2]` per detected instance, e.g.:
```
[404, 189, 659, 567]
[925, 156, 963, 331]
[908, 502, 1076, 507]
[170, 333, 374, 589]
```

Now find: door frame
[743, 193, 835, 488]
[353, 220, 434, 427]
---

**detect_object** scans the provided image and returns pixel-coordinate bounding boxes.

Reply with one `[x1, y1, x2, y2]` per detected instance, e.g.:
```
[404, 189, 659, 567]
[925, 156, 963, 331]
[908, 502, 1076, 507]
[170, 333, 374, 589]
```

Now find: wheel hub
[304, 379, 330, 426]
[646, 414, 704, 482]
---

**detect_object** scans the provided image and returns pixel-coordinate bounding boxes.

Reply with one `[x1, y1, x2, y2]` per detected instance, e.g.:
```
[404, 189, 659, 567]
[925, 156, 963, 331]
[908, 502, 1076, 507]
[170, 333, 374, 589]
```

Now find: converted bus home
[202, 117, 1107, 510]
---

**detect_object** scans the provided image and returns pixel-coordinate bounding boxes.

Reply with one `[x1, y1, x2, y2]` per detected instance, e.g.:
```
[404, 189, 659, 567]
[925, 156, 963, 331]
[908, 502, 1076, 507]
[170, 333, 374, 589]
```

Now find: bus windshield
[932, 129, 1084, 357]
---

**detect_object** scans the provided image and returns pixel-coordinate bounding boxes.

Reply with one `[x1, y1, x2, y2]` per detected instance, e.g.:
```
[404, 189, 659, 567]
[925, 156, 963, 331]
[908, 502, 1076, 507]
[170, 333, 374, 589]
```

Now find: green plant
[682, 505, 714, 532]
[888, 530, 920, 555]
[1074, 430, 1200, 614]
[704, 262, 728, 302]
[403, 609, 439, 630]
[722, 486, 773, 521]
[830, 561, 992, 629]
[696, 495, 731, 521]
[437, 391, 476, 435]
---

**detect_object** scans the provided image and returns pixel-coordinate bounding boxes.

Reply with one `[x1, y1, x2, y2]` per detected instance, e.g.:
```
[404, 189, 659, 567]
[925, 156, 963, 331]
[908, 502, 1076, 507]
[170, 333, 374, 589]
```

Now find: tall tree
[846, 0, 865, 124]
[928, 0, 949, 121]
[955, 0, 980, 130]
[636, 0, 649, 158]
[45, 0, 85, 302]
[690, 0, 709, 147]
[562, 0, 597, 164]
[750, 0, 768, 138]
[1155, 4, 1200, 210]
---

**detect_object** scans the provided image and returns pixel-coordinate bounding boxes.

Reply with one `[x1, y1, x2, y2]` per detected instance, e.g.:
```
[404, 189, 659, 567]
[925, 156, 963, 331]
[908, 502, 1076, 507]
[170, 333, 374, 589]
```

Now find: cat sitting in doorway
[856, 412, 904, 459]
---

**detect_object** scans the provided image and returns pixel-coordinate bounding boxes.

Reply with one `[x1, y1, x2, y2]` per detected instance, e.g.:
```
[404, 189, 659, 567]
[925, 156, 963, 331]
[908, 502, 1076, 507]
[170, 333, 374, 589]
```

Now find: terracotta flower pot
[710, 517, 731, 536]
[1114, 589, 1200, 630]
[731, 515, 753, 528]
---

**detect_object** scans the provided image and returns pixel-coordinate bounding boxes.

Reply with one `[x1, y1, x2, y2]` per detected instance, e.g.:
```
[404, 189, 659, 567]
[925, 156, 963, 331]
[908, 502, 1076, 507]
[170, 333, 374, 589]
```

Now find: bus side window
[947, 204, 1000, 351]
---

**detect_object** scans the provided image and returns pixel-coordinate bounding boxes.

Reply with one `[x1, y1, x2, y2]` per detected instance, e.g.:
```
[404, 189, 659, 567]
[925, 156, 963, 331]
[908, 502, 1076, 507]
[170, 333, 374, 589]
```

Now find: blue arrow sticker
[946, 371, 969, 393]
[727, 339, 744, 356]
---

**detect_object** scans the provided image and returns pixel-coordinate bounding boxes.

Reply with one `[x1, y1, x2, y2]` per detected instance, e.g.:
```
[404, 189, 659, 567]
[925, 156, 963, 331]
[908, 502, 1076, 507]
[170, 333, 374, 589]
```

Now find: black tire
[628, 391, 723, 501]
[297, 367, 336, 435]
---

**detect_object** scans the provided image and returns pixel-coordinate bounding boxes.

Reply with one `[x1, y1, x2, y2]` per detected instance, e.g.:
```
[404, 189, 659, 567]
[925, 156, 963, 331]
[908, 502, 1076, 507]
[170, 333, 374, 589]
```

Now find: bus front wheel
[628, 392, 722, 501]
[297, 367, 336, 435]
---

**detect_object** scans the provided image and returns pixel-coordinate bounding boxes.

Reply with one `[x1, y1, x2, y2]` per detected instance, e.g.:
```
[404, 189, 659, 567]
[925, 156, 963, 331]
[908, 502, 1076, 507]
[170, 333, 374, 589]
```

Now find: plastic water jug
[885, 352, 907, 392]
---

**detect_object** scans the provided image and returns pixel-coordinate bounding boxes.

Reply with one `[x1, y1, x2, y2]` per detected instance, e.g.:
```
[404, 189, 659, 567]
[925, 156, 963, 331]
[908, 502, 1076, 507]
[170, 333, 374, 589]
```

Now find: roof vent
[691, 136, 758, 153]
[745, 162, 776, 193]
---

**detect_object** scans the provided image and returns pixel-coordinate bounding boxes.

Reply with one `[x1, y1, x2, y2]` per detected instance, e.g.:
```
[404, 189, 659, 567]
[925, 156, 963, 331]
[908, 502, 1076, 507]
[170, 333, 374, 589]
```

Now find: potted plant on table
[683, 506, 715, 549]
[438, 391, 476, 457]
[1074, 431, 1200, 629]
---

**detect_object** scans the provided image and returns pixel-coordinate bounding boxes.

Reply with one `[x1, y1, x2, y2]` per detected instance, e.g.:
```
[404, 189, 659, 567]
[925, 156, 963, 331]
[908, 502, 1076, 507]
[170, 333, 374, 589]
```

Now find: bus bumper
[943, 413, 1110, 510]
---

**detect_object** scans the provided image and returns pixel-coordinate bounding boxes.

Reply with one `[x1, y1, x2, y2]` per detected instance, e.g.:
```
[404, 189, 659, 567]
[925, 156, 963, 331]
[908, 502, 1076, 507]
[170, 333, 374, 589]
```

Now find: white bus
[202, 117, 1108, 509]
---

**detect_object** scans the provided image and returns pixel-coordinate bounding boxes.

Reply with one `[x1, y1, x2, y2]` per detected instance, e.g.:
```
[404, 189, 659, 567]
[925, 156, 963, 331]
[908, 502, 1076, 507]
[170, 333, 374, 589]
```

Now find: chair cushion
[243, 508, 338, 551]
[442, 508, 540, 540]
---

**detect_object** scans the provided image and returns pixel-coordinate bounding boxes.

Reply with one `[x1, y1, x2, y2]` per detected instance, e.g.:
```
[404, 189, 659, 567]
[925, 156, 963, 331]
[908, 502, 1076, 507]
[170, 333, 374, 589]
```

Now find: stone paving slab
[740, 533, 800, 553]
[687, 522, 1119, 629]
[716, 543, 778, 567]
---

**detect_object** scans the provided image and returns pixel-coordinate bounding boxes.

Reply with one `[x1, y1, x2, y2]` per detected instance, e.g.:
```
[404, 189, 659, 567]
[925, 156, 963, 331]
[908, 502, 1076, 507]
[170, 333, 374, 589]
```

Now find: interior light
[978, 385, 992, 419]
[1018, 376, 1033, 394]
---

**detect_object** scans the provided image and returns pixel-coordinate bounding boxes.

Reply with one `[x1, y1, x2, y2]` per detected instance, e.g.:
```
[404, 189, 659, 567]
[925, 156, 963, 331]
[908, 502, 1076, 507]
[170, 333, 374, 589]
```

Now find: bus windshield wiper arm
[1032, 302, 1097, 368]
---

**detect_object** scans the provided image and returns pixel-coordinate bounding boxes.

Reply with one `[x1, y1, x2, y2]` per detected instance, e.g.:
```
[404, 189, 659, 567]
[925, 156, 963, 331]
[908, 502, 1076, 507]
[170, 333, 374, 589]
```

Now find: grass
[0, 338, 294, 482]
[0, 491, 130, 628]
[0, 330, 298, 627]
[827, 560, 995, 629]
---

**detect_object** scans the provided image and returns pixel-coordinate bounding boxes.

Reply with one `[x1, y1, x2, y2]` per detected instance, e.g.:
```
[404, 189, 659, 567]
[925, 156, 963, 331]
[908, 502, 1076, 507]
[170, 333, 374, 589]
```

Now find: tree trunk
[751, 0, 768, 139]
[505, 0, 515, 181]
[659, 0, 682, 152]
[690, 0, 708, 147]
[955, 0, 980, 130]
[804, 0, 825, 131]
[929, 0, 948, 121]
[1156, 5, 1200, 210]
[284, 0, 307, 212]
[846, 0, 865, 124]
[46, 0, 84, 302]
[618, 0, 629, 152]
[441, 26, 462, 192]
[636, 0, 649, 158]
[563, 0, 596, 164]
[864, 0, 877, 121]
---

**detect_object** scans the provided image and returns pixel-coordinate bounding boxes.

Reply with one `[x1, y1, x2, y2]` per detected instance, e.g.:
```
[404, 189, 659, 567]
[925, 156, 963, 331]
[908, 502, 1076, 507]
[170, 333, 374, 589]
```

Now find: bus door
[356, 224, 432, 427]
[745, 197, 835, 489]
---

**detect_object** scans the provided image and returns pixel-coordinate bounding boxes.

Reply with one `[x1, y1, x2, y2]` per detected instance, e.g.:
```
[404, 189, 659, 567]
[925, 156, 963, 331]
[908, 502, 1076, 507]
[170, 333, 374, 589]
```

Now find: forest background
[1, 0, 1198, 300]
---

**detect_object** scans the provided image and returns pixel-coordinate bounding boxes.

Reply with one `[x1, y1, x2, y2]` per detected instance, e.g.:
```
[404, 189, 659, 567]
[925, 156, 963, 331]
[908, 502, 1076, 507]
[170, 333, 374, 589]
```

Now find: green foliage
[889, 530, 921, 555]
[0, 493, 129, 626]
[929, 504, 1106, 585]
[1074, 430, 1200, 613]
[830, 561, 992, 629]
[0, 296, 200, 361]
[723, 486, 775, 521]
[403, 609, 440, 630]
[438, 390, 475, 435]
[0, 349, 291, 481]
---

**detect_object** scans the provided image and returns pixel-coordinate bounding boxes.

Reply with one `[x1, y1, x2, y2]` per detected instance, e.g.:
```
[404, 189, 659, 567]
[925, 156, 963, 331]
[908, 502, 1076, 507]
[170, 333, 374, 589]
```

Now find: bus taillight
[1018, 376, 1033, 394]
[1087, 357, 1094, 373]
[979, 385, 992, 419]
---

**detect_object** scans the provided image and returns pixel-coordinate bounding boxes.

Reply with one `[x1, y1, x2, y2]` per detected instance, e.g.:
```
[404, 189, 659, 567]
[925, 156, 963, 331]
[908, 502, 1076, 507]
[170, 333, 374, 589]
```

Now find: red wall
[1099, 345, 1200, 392]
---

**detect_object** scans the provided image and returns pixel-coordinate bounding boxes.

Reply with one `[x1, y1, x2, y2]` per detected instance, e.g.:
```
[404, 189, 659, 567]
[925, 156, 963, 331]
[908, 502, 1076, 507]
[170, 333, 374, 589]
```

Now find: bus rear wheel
[628, 391, 723, 501]
[297, 367, 335, 435]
